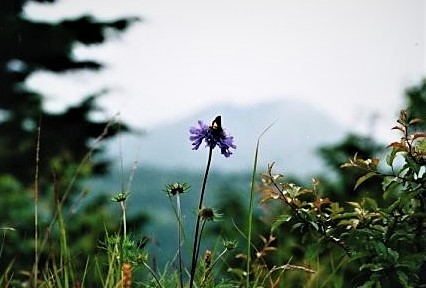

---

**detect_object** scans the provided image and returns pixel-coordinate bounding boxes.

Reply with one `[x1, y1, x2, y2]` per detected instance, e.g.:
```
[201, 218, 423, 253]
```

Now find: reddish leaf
[392, 125, 405, 132]
[412, 132, 426, 140]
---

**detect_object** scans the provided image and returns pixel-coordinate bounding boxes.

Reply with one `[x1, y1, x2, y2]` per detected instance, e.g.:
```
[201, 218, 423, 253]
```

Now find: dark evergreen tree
[0, 0, 138, 186]
[404, 79, 426, 131]
[0, 0, 140, 282]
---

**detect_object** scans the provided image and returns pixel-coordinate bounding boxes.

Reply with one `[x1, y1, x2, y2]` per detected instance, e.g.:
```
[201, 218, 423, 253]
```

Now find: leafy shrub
[259, 110, 426, 287]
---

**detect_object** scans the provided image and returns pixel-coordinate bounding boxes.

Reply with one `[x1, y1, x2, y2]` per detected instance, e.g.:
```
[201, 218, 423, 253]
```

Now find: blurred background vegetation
[1, 0, 425, 287]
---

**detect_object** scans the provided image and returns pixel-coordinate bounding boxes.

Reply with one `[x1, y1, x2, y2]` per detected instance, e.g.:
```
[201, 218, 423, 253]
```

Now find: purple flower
[189, 116, 236, 157]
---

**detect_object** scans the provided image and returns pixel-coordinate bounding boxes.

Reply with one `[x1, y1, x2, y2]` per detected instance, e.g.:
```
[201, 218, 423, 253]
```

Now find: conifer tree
[0, 0, 138, 185]
[0, 0, 139, 279]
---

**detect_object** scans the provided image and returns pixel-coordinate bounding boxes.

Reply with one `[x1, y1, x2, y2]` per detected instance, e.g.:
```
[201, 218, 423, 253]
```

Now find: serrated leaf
[354, 172, 377, 191]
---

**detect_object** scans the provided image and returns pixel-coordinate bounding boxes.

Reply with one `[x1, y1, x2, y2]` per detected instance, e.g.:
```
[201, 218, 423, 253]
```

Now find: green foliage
[259, 110, 426, 287]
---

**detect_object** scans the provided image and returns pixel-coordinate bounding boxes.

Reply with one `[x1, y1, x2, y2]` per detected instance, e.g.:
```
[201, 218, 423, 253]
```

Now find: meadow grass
[0, 116, 365, 287]
[0, 126, 319, 287]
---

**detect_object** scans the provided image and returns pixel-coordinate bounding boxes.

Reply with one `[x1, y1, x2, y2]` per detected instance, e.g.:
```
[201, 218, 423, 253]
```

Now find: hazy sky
[25, 0, 425, 139]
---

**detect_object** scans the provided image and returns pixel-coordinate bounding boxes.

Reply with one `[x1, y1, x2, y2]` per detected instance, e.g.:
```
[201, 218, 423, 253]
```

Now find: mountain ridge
[107, 99, 347, 178]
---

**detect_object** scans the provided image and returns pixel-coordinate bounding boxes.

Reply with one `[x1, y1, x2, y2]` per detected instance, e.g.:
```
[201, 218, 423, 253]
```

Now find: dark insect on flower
[189, 115, 236, 157]
[211, 115, 222, 132]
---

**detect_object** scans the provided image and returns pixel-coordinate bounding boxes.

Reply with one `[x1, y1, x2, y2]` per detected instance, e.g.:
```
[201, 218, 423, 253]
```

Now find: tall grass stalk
[189, 147, 213, 288]
[34, 119, 116, 273]
[33, 124, 41, 287]
[246, 122, 275, 287]
[56, 199, 72, 287]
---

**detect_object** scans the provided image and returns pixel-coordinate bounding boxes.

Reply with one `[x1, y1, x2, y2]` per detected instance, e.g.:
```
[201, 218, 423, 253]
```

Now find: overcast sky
[25, 0, 425, 139]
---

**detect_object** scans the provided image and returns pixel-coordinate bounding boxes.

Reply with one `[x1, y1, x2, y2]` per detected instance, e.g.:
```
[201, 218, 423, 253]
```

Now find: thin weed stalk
[34, 118, 117, 273]
[165, 182, 191, 287]
[195, 219, 208, 269]
[201, 247, 228, 285]
[56, 195, 72, 287]
[143, 262, 163, 288]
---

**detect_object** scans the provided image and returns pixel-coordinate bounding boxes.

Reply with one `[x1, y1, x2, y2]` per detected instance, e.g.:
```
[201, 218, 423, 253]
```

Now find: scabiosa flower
[189, 116, 236, 157]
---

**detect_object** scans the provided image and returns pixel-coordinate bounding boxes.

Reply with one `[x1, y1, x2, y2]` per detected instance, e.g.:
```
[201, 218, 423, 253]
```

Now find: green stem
[195, 219, 207, 270]
[121, 201, 127, 242]
[143, 262, 163, 288]
[176, 194, 184, 288]
[246, 144, 259, 288]
[120, 200, 127, 270]
[202, 248, 227, 285]
[247, 122, 275, 287]
[189, 147, 213, 288]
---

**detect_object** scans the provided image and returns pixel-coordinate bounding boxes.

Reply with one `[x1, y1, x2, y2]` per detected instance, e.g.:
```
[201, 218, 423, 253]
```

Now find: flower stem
[120, 201, 127, 242]
[189, 147, 213, 288]
[176, 193, 184, 288]
[195, 219, 207, 269]
[120, 200, 127, 269]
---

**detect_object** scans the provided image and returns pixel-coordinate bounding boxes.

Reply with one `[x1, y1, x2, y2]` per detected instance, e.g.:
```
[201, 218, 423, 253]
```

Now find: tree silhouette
[0, 0, 140, 280]
[404, 79, 426, 131]
[0, 0, 138, 186]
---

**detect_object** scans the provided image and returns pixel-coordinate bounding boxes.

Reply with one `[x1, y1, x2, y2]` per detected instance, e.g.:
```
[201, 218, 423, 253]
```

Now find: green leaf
[363, 197, 378, 210]
[271, 214, 292, 233]
[310, 221, 319, 231]
[396, 270, 410, 288]
[386, 146, 402, 167]
[382, 176, 398, 194]
[354, 172, 377, 191]
[305, 243, 320, 260]
[359, 263, 385, 272]
[373, 241, 387, 256]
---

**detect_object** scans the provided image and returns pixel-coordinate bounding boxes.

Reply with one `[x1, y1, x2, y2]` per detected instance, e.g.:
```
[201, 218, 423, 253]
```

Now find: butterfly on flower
[189, 115, 236, 157]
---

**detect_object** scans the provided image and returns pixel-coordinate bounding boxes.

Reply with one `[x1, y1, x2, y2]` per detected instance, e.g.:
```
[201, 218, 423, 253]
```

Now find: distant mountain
[107, 99, 347, 178]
